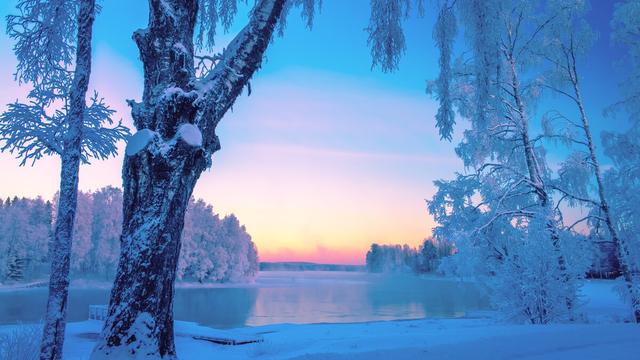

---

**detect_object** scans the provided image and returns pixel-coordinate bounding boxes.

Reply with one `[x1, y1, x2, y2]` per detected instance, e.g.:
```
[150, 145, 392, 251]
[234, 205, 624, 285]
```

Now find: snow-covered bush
[433, 191, 590, 324]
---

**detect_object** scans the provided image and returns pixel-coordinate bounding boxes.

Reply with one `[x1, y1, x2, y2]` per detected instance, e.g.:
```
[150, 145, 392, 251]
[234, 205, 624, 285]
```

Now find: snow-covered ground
[1, 279, 638, 359]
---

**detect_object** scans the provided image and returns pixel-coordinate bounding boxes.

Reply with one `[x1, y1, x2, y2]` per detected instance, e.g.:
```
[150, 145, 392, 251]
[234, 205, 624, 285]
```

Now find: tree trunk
[39, 1, 96, 359]
[571, 76, 640, 323]
[508, 55, 575, 317]
[91, 1, 285, 358]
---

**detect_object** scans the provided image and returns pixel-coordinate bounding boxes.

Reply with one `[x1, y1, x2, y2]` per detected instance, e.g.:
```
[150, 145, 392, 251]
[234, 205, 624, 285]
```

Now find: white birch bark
[40, 1, 96, 359]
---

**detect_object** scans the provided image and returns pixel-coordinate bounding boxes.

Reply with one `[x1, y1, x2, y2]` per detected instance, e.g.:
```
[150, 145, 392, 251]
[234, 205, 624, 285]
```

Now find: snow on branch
[196, 0, 239, 50]
[194, 54, 223, 79]
[192, 0, 285, 152]
[177, 123, 203, 147]
[610, 0, 640, 123]
[432, 1, 457, 141]
[2, 0, 129, 166]
[6, 0, 77, 89]
[80, 93, 130, 162]
[278, 0, 321, 34]
[125, 129, 156, 156]
[0, 100, 63, 165]
[367, 0, 407, 73]
[195, 0, 320, 50]
[367, 0, 427, 72]
[0, 92, 130, 166]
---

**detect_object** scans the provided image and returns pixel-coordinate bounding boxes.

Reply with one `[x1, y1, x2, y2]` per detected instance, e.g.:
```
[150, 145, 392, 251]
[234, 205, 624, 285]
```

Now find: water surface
[0, 271, 489, 328]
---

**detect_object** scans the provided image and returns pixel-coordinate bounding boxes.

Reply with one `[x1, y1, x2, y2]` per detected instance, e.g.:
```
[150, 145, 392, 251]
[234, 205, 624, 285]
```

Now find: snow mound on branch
[163, 86, 183, 97]
[177, 123, 202, 147]
[125, 129, 155, 156]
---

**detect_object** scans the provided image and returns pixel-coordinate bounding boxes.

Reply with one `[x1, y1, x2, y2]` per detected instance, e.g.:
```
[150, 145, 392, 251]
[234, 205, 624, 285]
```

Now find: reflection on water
[0, 271, 488, 328]
[174, 287, 258, 328]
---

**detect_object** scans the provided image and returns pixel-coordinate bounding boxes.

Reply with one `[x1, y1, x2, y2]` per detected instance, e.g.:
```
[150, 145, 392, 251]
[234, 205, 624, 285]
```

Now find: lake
[0, 271, 489, 328]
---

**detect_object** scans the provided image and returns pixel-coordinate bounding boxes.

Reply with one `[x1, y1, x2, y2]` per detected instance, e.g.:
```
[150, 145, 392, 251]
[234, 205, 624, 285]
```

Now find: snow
[1, 279, 637, 359]
[89, 313, 159, 360]
[125, 129, 155, 156]
[123, 125, 201, 157]
[163, 86, 183, 98]
[172, 43, 187, 54]
[176, 124, 202, 147]
[3, 317, 637, 360]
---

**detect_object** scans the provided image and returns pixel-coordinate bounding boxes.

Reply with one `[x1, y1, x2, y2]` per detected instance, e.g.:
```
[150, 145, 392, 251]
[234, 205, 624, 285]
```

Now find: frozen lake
[0, 271, 489, 328]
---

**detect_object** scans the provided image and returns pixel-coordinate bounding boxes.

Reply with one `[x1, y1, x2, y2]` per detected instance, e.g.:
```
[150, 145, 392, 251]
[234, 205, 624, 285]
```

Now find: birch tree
[600, 123, 640, 322]
[1, 1, 128, 359]
[600, 0, 640, 321]
[538, 0, 640, 322]
[427, 0, 586, 323]
[90, 1, 317, 358]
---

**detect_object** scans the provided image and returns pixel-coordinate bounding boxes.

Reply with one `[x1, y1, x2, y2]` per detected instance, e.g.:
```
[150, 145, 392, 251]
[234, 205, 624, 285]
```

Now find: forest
[0, 190, 258, 284]
[365, 239, 453, 273]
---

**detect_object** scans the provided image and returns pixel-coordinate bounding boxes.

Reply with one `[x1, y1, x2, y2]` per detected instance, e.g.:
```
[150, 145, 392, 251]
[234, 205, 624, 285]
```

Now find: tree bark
[570, 72, 640, 323]
[91, 0, 285, 358]
[39, 1, 96, 359]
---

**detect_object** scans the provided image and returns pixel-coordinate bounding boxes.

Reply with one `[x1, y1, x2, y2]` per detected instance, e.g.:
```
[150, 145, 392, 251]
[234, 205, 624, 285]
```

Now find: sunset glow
[0, 0, 625, 265]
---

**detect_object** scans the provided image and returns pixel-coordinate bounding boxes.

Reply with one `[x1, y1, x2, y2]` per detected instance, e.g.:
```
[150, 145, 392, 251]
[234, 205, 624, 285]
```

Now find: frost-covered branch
[432, 1, 457, 140]
[6, 0, 76, 90]
[567, 215, 604, 232]
[193, 0, 287, 153]
[0, 100, 63, 165]
[2, 0, 129, 167]
[0, 89, 129, 166]
[367, 0, 410, 72]
[194, 53, 223, 79]
[80, 93, 130, 162]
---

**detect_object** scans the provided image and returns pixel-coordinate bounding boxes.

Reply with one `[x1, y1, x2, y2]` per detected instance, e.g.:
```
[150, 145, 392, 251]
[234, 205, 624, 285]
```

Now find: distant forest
[0, 188, 258, 284]
[259, 262, 365, 272]
[365, 239, 454, 274]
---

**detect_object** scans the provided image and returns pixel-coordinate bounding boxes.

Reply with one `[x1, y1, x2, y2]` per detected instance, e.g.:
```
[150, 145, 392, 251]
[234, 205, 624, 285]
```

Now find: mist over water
[0, 271, 488, 329]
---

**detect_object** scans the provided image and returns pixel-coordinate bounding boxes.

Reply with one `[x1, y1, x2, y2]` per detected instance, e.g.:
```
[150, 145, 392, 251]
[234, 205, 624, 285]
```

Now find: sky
[0, 0, 631, 265]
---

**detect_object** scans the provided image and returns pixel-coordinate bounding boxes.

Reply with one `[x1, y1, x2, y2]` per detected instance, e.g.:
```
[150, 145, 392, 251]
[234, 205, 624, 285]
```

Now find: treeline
[365, 239, 453, 273]
[0, 188, 258, 284]
[259, 262, 365, 272]
[0, 197, 52, 282]
[179, 199, 258, 283]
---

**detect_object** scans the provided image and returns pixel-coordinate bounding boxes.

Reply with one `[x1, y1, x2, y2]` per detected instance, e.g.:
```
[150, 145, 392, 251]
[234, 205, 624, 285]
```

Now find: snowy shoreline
[1, 279, 638, 359]
[2, 316, 638, 360]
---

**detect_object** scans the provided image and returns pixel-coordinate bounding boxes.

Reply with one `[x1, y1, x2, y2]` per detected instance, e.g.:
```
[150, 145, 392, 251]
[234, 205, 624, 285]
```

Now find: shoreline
[0, 277, 636, 359]
[0, 271, 478, 292]
[1, 315, 637, 360]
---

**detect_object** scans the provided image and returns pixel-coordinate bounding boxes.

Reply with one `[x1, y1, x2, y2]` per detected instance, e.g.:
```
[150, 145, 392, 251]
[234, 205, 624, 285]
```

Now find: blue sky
[0, 0, 632, 264]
